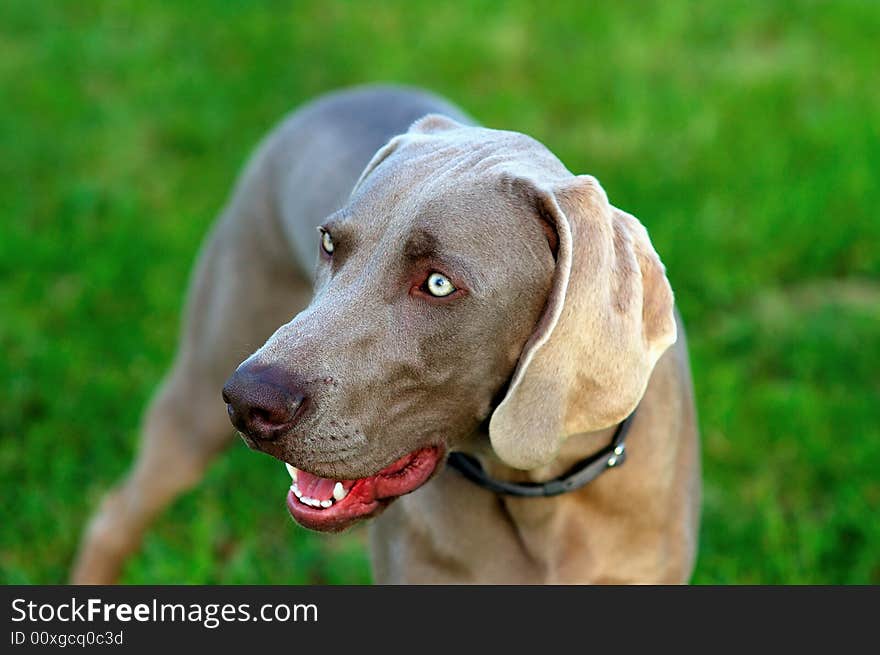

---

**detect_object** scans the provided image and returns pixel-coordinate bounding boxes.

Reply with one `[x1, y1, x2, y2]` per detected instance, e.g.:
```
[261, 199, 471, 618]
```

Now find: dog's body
[72, 86, 700, 584]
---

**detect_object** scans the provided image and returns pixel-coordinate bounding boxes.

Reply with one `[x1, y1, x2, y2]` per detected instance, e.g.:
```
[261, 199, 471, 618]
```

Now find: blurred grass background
[1, 0, 878, 584]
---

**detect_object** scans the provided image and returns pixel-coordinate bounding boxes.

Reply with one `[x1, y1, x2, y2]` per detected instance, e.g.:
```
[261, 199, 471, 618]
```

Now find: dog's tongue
[296, 469, 339, 501]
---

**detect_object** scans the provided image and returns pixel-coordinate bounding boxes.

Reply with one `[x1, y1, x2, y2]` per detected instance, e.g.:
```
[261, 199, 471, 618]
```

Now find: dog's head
[223, 115, 676, 531]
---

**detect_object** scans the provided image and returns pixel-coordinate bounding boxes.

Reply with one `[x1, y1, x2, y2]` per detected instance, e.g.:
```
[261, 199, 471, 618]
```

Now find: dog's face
[225, 120, 558, 530]
[223, 116, 677, 531]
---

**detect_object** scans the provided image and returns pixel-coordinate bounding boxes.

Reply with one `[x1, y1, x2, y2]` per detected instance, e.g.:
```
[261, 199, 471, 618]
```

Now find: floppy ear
[351, 114, 465, 196]
[350, 134, 407, 197]
[488, 175, 677, 469]
[408, 113, 464, 134]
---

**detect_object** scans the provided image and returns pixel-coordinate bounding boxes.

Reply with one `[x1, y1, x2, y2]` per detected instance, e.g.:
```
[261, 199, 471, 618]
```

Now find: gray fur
[72, 85, 699, 584]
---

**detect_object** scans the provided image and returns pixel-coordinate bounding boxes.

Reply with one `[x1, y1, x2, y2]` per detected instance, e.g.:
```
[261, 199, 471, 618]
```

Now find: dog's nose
[221, 364, 307, 442]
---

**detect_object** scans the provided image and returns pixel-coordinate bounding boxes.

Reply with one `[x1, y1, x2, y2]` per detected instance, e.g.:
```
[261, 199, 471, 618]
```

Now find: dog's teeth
[293, 489, 340, 509]
[286, 467, 343, 508]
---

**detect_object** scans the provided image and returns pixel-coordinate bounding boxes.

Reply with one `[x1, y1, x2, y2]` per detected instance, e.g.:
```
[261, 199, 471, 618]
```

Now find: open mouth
[283, 446, 445, 531]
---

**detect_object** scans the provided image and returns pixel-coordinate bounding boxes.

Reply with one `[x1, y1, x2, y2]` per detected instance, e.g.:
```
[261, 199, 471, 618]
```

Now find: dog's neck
[460, 423, 620, 486]
[438, 424, 626, 582]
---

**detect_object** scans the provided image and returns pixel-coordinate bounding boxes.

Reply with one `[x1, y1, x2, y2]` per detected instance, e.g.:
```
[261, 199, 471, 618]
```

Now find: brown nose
[221, 363, 307, 442]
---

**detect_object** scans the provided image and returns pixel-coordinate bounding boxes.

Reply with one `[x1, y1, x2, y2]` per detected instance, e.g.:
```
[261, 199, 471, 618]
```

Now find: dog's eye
[320, 229, 334, 255]
[424, 272, 456, 297]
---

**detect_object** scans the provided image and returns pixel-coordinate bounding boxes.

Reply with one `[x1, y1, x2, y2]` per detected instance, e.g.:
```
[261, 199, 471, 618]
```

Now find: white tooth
[333, 482, 347, 501]
[294, 486, 302, 498]
[320, 499, 332, 508]
[285, 463, 298, 481]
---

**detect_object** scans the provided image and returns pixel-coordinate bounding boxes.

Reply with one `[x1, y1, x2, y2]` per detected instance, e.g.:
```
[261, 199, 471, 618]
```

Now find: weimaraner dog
[72, 85, 700, 584]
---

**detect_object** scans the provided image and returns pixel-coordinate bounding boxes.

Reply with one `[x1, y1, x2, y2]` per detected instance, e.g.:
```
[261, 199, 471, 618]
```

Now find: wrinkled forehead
[325, 186, 511, 290]
[335, 124, 572, 251]
[357, 124, 571, 205]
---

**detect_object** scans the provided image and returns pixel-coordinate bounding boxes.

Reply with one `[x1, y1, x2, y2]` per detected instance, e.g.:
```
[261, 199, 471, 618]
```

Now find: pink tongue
[297, 470, 338, 501]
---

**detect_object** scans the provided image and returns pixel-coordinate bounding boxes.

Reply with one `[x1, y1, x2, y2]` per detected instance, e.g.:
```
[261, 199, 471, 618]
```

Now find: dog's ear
[408, 113, 464, 134]
[350, 134, 407, 196]
[488, 175, 677, 469]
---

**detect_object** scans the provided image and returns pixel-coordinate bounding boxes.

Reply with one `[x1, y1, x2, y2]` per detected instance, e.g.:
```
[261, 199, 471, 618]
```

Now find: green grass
[1, 0, 878, 584]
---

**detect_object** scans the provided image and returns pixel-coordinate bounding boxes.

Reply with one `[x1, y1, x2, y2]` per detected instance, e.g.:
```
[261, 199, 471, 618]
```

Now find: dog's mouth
[283, 446, 445, 531]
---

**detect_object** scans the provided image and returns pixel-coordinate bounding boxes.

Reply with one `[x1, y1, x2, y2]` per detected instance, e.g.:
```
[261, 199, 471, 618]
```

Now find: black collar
[446, 409, 637, 497]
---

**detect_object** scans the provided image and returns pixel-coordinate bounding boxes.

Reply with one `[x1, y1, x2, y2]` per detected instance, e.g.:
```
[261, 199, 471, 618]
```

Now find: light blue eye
[320, 230, 334, 254]
[426, 272, 455, 297]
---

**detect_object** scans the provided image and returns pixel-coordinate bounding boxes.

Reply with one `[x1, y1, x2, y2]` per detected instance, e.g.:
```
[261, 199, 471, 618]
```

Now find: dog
[72, 85, 700, 584]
